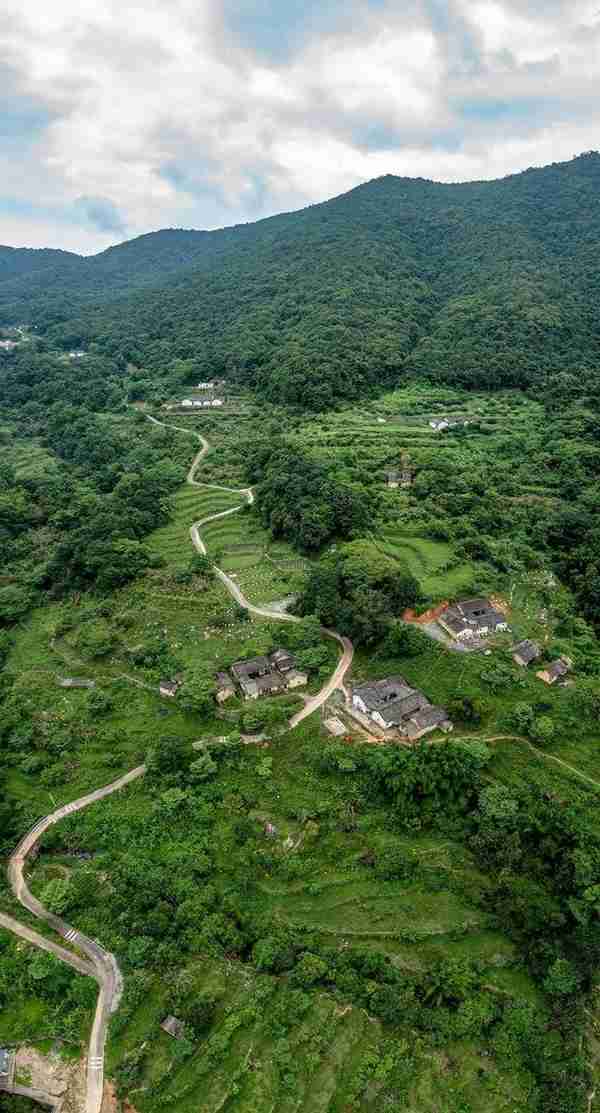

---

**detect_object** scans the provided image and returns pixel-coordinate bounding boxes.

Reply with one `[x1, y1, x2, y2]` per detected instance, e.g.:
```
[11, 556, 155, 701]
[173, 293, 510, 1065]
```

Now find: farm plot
[147, 485, 242, 568]
[374, 530, 477, 600]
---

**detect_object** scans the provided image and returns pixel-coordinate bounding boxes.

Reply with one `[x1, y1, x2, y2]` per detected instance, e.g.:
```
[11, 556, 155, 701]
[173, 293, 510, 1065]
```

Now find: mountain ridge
[3, 151, 600, 406]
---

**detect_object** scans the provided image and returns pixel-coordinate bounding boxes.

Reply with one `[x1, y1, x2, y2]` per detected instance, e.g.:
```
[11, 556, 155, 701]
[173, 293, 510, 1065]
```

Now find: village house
[512, 639, 541, 667]
[386, 469, 401, 489]
[228, 649, 307, 700]
[536, 656, 573, 686]
[68, 350, 86, 359]
[181, 399, 193, 407]
[438, 598, 509, 642]
[216, 670, 236, 703]
[270, 648, 295, 672]
[0, 1048, 12, 1080]
[160, 1016, 186, 1040]
[197, 381, 215, 389]
[211, 398, 224, 407]
[352, 676, 452, 739]
[0, 339, 18, 351]
[429, 415, 473, 432]
[159, 678, 182, 698]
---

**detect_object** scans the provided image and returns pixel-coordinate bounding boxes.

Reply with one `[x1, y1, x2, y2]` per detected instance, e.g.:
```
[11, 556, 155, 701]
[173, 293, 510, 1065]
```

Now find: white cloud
[0, 0, 599, 252]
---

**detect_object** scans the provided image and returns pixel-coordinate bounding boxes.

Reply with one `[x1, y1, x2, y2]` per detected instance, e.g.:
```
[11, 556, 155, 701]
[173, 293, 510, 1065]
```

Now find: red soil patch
[403, 601, 449, 625]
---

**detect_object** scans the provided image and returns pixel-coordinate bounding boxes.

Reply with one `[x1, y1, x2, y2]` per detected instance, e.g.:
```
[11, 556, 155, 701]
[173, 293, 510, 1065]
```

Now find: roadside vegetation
[1, 345, 600, 1111]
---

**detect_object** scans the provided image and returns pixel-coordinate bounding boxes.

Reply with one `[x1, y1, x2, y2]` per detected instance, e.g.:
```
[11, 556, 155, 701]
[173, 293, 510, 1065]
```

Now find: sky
[1, 0, 600, 254]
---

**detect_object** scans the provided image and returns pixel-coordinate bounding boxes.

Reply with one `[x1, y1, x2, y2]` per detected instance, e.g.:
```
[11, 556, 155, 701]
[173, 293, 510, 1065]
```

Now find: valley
[2, 155, 600, 1113]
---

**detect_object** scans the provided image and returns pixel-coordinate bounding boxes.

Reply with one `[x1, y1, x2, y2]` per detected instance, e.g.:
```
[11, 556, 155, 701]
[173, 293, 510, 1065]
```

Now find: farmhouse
[512, 639, 541, 667]
[438, 598, 509, 641]
[536, 656, 573, 686]
[228, 649, 307, 700]
[159, 678, 181, 698]
[352, 676, 452, 738]
[271, 648, 295, 672]
[160, 1016, 186, 1040]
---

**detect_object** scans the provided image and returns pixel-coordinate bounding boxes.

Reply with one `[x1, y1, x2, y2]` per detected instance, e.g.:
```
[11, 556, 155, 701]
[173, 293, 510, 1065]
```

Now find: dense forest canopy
[2, 152, 600, 406]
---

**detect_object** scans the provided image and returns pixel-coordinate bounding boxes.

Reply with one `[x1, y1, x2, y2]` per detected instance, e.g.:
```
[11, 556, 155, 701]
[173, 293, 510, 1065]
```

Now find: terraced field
[147, 485, 242, 568]
[373, 530, 477, 598]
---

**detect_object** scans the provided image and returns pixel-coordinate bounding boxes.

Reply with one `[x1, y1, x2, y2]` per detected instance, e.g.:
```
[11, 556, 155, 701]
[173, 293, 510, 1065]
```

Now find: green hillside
[3, 153, 600, 405]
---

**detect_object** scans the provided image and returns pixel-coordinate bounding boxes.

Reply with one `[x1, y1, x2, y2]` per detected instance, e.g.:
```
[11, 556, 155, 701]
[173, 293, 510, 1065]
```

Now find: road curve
[0, 911, 95, 977]
[7, 765, 145, 1113]
[147, 413, 354, 726]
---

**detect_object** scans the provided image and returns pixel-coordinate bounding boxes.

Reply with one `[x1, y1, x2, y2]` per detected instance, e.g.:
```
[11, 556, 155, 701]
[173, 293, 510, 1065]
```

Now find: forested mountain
[3, 152, 600, 404]
[0, 245, 78, 281]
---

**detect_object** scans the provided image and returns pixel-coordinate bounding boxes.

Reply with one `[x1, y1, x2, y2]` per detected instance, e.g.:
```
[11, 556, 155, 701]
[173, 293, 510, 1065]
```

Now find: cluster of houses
[429, 415, 473, 432]
[438, 598, 509, 642]
[512, 639, 573, 686]
[180, 398, 224, 409]
[216, 648, 307, 702]
[352, 676, 452, 739]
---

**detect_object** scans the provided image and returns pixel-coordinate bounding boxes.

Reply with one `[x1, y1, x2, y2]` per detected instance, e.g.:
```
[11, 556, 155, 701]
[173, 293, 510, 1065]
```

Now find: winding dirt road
[147, 413, 354, 726]
[6, 766, 145, 1113]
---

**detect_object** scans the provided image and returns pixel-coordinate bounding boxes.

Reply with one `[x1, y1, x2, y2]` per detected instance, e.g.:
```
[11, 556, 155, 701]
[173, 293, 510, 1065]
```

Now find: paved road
[0, 911, 95, 977]
[149, 414, 354, 726]
[7, 765, 145, 1113]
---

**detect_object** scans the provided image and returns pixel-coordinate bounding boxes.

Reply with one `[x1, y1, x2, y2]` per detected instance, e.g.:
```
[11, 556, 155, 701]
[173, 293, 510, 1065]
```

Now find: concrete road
[147, 412, 355, 728]
[0, 911, 95, 977]
[7, 765, 145, 1113]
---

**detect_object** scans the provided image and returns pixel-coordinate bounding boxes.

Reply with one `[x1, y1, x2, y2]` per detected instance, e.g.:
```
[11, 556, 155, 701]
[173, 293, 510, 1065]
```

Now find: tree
[189, 752, 218, 782]
[544, 958, 579, 997]
[179, 669, 216, 715]
[292, 952, 329, 987]
[40, 878, 73, 915]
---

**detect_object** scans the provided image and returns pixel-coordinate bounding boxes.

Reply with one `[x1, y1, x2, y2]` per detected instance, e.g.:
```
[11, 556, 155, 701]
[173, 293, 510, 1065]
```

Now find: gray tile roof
[353, 676, 413, 712]
[231, 655, 271, 680]
[512, 640, 540, 664]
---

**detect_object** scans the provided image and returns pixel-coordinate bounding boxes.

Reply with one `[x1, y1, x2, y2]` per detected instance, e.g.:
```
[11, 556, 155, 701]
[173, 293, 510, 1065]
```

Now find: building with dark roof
[536, 657, 573, 685]
[438, 598, 509, 642]
[512, 640, 541, 667]
[270, 648, 295, 672]
[352, 676, 452, 738]
[159, 678, 181, 698]
[228, 650, 306, 700]
[160, 1016, 186, 1039]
